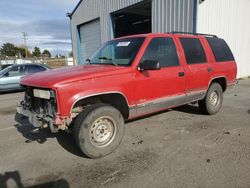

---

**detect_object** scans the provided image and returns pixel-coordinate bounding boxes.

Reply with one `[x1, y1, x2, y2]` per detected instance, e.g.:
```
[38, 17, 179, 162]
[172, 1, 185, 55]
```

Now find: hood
[21, 65, 127, 88]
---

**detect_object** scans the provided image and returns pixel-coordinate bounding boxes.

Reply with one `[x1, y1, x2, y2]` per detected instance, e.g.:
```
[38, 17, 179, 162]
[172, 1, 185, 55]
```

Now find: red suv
[17, 32, 237, 158]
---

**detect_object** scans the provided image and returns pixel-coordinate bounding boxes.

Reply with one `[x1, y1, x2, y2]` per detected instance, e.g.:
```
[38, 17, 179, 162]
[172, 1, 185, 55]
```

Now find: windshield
[88, 37, 145, 66]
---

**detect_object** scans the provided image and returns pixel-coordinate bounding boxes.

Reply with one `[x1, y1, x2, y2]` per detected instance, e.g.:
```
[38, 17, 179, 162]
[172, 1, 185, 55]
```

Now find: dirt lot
[0, 79, 250, 188]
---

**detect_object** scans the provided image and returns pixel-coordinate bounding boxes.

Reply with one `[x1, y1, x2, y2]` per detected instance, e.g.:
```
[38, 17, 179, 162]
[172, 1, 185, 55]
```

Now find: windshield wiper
[98, 56, 118, 66]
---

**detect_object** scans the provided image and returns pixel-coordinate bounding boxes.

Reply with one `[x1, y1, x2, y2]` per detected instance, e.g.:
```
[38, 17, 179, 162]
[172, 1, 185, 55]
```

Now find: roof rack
[168, 31, 218, 38]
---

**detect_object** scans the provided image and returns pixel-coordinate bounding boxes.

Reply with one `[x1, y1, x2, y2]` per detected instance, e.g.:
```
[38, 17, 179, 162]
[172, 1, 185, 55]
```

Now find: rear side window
[180, 38, 207, 64]
[206, 37, 235, 62]
[26, 65, 46, 74]
[141, 37, 179, 68]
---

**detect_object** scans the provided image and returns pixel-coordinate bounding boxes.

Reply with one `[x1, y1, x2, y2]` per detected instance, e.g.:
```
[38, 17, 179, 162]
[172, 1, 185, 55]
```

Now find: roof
[114, 32, 218, 40]
[9, 63, 51, 69]
[70, 0, 83, 17]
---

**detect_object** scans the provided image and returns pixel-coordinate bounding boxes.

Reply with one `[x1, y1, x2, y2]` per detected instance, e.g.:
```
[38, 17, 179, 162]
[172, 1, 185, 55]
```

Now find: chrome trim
[70, 91, 131, 112]
[129, 89, 207, 118]
[186, 90, 207, 102]
[129, 94, 186, 118]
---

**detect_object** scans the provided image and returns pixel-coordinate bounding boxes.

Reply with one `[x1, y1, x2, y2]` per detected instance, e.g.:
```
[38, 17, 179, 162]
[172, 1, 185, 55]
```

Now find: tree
[17, 45, 31, 58]
[0, 43, 18, 56]
[42, 49, 51, 57]
[32, 46, 41, 57]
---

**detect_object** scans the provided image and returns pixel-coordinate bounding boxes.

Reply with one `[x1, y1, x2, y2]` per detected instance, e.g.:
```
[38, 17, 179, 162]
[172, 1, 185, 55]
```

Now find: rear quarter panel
[201, 37, 237, 86]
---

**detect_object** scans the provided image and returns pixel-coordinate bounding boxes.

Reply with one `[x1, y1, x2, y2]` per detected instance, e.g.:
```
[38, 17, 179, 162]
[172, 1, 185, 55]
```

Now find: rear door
[133, 37, 186, 116]
[179, 37, 210, 102]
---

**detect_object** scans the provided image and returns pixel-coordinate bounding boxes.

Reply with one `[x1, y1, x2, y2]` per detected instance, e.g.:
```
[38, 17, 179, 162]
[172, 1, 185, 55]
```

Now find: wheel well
[211, 77, 227, 92]
[72, 93, 129, 119]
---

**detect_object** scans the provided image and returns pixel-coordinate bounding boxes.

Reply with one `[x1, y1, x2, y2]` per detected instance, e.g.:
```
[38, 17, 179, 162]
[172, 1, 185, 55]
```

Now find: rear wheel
[199, 83, 223, 115]
[73, 103, 125, 158]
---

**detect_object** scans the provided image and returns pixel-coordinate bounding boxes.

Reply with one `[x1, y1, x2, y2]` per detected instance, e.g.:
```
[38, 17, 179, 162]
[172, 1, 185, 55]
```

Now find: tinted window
[180, 38, 207, 64]
[5, 65, 25, 77]
[141, 37, 179, 67]
[206, 37, 234, 62]
[26, 65, 46, 74]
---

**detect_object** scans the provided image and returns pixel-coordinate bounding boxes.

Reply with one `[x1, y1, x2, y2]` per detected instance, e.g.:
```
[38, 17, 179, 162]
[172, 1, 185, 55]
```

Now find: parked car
[17, 32, 237, 158]
[0, 64, 51, 92]
[0, 64, 13, 70]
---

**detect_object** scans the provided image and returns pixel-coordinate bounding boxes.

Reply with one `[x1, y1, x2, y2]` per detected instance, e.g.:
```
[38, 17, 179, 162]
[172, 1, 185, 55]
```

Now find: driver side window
[141, 37, 179, 68]
[4, 66, 25, 77]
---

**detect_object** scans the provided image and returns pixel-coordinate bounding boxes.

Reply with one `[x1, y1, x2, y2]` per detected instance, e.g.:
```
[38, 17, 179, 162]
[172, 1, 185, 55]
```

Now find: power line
[22, 32, 28, 58]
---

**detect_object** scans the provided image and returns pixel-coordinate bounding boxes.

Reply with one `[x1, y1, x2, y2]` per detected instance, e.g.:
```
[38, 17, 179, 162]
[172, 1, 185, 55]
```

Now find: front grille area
[23, 86, 57, 118]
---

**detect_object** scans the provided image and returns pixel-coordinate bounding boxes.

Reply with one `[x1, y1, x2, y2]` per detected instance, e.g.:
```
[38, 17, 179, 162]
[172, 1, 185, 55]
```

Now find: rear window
[26, 65, 46, 74]
[206, 37, 235, 62]
[180, 38, 207, 64]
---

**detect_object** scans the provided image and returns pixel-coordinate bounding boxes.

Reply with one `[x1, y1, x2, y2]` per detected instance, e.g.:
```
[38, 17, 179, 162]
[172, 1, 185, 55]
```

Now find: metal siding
[152, 0, 194, 33]
[197, 0, 250, 78]
[71, 0, 195, 64]
[79, 19, 101, 62]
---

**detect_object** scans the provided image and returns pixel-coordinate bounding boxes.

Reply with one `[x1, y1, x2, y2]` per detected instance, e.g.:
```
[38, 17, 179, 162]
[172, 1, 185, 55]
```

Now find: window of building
[206, 37, 235, 62]
[141, 37, 179, 68]
[180, 38, 207, 64]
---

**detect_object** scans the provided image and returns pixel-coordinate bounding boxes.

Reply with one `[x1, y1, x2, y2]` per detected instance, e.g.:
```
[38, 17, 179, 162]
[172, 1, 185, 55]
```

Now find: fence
[0, 57, 75, 69]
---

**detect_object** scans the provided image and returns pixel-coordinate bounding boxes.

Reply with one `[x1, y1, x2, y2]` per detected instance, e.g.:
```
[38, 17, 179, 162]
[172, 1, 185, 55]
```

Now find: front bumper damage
[16, 87, 60, 133]
[17, 104, 58, 133]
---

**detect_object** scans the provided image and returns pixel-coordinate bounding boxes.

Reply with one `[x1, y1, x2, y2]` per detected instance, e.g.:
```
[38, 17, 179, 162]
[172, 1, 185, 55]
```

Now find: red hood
[21, 65, 127, 88]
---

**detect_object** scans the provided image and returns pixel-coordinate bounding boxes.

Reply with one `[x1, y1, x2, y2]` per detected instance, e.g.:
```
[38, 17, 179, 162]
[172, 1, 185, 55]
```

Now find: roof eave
[70, 0, 83, 18]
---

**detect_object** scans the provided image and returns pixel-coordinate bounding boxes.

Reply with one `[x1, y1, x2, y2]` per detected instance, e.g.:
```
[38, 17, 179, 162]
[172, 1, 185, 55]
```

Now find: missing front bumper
[16, 106, 58, 133]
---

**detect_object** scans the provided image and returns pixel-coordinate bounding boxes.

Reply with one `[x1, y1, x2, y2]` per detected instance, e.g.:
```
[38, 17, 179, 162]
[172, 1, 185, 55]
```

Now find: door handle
[208, 68, 213, 72]
[179, 72, 185, 77]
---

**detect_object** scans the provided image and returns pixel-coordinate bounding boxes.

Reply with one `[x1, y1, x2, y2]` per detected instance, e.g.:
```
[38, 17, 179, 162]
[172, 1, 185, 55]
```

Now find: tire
[73, 103, 125, 158]
[199, 83, 223, 115]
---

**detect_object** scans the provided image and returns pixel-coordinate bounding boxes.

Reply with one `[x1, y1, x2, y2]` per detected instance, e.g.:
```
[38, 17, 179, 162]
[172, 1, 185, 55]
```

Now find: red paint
[21, 33, 237, 121]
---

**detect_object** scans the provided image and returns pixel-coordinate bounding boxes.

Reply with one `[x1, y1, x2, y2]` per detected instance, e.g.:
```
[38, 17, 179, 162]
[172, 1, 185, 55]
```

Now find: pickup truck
[17, 32, 237, 158]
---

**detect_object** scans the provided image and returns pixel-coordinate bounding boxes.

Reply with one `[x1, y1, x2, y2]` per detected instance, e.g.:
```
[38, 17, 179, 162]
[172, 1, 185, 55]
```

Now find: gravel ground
[0, 79, 250, 188]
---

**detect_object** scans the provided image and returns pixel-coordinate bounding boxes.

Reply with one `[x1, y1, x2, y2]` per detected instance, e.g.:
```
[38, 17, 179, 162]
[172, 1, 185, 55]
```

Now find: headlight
[33, 89, 51, 99]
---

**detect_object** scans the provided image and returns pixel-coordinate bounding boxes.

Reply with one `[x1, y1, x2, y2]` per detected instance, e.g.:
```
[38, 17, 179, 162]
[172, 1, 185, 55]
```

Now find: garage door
[79, 19, 101, 62]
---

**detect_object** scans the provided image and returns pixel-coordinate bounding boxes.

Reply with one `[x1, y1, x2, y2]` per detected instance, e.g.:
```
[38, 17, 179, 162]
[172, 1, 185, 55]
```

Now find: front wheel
[199, 83, 223, 115]
[73, 103, 125, 158]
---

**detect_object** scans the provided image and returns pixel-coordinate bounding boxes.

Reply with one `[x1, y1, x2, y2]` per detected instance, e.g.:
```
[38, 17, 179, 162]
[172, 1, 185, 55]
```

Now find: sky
[0, 0, 79, 56]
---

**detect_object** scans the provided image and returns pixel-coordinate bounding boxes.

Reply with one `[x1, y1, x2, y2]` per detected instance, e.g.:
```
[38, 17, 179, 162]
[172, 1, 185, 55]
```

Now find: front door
[133, 37, 186, 117]
[0, 65, 25, 90]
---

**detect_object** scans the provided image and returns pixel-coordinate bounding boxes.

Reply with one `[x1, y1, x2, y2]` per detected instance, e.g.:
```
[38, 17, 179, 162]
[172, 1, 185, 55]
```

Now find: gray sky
[0, 0, 79, 55]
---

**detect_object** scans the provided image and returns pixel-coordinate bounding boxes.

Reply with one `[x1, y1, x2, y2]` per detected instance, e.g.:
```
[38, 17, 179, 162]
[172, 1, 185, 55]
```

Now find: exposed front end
[17, 86, 59, 133]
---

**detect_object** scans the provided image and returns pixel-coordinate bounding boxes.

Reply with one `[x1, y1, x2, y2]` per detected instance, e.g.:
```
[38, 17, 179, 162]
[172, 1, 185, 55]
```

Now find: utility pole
[22, 32, 28, 58]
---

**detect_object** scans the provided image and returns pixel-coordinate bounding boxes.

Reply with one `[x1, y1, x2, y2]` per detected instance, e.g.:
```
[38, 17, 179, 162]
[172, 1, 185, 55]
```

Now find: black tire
[73, 103, 125, 158]
[199, 83, 223, 115]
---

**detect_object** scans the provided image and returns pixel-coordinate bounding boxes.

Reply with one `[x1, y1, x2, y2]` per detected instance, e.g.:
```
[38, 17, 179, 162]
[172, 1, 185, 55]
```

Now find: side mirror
[138, 60, 161, 71]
